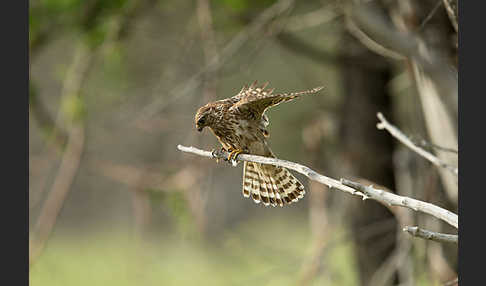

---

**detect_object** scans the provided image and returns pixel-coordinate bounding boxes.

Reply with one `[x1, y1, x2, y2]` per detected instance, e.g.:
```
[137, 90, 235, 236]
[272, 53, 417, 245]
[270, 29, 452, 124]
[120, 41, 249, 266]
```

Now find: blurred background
[29, 0, 458, 285]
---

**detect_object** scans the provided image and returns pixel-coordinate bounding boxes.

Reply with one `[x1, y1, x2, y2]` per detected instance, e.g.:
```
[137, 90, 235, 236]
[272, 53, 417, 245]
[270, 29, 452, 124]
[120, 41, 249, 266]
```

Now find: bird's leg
[227, 149, 245, 167]
[222, 147, 232, 161]
[227, 149, 243, 161]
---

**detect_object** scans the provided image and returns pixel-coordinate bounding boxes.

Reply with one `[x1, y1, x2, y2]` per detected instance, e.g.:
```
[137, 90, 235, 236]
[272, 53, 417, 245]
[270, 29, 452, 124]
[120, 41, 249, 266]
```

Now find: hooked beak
[197, 126, 203, 132]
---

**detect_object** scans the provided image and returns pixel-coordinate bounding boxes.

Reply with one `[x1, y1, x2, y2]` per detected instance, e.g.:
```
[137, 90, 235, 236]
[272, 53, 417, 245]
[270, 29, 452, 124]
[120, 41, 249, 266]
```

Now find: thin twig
[410, 136, 458, 154]
[403, 226, 458, 244]
[135, 0, 295, 121]
[418, 0, 443, 31]
[177, 145, 458, 229]
[275, 32, 387, 69]
[376, 112, 458, 176]
[284, 5, 339, 32]
[347, 2, 458, 116]
[345, 19, 406, 61]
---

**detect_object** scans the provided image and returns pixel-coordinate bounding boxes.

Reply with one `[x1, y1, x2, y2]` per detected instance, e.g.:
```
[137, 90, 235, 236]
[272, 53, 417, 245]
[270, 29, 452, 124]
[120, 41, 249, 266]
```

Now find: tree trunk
[338, 32, 397, 286]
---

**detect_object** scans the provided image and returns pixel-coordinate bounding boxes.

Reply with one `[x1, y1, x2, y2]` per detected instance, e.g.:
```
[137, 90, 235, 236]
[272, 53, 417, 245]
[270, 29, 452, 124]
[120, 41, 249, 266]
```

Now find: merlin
[194, 81, 323, 207]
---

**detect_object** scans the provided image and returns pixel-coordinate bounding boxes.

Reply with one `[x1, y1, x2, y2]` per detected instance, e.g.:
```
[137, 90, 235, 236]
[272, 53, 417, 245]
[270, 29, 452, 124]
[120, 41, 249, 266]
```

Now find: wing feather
[230, 81, 323, 119]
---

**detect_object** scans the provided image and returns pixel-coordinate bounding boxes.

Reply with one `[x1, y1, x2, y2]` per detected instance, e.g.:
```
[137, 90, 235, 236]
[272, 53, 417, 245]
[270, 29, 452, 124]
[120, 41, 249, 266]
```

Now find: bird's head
[194, 104, 214, 132]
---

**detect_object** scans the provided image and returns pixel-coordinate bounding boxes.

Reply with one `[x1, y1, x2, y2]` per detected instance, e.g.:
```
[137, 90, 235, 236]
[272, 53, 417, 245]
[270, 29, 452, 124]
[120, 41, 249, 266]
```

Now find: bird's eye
[197, 117, 206, 125]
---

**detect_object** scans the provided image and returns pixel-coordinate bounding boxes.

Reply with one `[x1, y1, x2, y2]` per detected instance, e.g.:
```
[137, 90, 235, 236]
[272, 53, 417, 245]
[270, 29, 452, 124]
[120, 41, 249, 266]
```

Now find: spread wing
[230, 81, 324, 119]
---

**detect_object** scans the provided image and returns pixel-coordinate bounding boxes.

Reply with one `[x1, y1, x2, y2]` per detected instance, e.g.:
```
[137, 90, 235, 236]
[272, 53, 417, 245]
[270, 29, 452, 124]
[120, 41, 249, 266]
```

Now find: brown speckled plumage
[194, 81, 323, 207]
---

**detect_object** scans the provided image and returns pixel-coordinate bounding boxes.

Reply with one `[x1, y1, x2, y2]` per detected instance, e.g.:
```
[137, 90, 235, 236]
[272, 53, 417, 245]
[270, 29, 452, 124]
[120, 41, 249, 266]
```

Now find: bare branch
[196, 0, 220, 103]
[340, 179, 457, 229]
[345, 19, 406, 61]
[177, 145, 458, 229]
[29, 0, 151, 261]
[412, 63, 458, 203]
[347, 2, 456, 77]
[410, 136, 458, 154]
[178, 145, 360, 195]
[30, 125, 85, 266]
[275, 32, 390, 69]
[403, 226, 458, 244]
[284, 5, 339, 32]
[29, 87, 68, 151]
[376, 112, 458, 176]
[135, 0, 295, 121]
[418, 0, 443, 31]
[442, 0, 458, 32]
[347, 2, 458, 116]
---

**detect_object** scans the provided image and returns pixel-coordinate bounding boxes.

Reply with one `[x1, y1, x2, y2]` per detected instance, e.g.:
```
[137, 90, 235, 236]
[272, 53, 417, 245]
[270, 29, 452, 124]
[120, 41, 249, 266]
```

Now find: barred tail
[242, 161, 305, 207]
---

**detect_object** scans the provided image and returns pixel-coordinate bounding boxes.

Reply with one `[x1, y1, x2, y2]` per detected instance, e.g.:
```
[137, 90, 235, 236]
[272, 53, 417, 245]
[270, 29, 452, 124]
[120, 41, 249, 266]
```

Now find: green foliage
[214, 0, 277, 12]
[42, 0, 83, 13]
[30, 0, 129, 46]
[82, 19, 111, 48]
[30, 0, 82, 35]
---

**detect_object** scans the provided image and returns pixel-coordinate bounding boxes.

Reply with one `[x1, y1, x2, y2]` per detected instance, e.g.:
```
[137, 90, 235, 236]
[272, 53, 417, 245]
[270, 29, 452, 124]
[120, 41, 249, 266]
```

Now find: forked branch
[376, 113, 458, 176]
[403, 226, 458, 244]
[177, 145, 458, 229]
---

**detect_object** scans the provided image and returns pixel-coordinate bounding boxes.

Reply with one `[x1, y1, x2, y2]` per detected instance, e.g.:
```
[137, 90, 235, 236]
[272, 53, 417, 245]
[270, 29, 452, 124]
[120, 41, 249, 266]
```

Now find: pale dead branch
[376, 112, 458, 176]
[177, 145, 458, 229]
[411, 63, 458, 203]
[340, 179, 457, 229]
[411, 137, 458, 154]
[403, 226, 458, 244]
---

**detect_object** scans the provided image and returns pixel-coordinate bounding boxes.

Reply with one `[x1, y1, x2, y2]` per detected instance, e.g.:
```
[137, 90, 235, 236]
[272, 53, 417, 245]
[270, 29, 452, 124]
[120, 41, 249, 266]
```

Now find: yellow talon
[227, 149, 244, 162]
[226, 150, 235, 161]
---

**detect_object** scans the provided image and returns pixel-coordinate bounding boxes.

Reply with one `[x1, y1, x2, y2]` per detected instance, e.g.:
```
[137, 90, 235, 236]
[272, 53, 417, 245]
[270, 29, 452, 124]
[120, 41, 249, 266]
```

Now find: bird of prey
[194, 81, 323, 207]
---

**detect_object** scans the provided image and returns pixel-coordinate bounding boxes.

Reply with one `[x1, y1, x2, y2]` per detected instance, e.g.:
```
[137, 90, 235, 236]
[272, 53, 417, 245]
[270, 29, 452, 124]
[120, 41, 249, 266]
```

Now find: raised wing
[230, 81, 324, 118]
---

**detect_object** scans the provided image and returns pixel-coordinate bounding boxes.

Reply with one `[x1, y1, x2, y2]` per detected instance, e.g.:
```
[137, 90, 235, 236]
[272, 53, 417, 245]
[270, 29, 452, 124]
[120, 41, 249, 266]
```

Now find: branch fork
[177, 144, 458, 230]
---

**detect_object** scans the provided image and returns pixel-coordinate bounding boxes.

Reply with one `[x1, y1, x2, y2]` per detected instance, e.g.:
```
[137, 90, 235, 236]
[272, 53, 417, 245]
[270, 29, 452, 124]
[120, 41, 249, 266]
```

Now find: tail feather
[262, 165, 282, 207]
[243, 161, 261, 203]
[266, 168, 281, 207]
[254, 165, 266, 204]
[242, 161, 305, 207]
